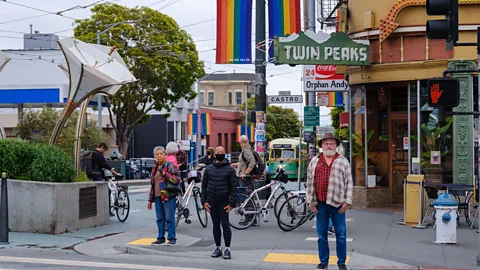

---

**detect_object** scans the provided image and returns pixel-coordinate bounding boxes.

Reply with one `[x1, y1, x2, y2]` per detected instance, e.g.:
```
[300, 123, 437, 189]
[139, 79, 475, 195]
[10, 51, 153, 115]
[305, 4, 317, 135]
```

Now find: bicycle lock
[0, 172, 8, 244]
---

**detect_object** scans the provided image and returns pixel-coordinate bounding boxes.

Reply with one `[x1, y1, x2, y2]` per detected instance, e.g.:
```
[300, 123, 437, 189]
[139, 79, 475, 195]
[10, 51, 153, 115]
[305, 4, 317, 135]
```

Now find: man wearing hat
[306, 133, 353, 270]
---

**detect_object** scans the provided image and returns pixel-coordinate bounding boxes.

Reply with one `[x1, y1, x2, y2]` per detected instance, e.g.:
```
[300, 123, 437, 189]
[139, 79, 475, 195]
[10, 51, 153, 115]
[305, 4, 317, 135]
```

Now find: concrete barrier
[0, 180, 110, 234]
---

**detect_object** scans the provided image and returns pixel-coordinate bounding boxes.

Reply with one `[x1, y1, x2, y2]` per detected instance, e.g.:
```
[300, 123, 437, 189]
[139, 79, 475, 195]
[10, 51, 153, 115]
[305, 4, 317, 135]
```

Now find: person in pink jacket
[165, 142, 179, 168]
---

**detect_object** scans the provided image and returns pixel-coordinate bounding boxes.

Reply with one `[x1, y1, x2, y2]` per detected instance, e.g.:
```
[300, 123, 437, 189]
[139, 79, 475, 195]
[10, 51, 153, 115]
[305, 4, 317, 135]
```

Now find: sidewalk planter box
[0, 180, 110, 234]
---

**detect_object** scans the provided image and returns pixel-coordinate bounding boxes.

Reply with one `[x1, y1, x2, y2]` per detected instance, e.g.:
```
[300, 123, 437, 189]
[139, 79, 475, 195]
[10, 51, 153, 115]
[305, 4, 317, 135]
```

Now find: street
[0, 183, 477, 270]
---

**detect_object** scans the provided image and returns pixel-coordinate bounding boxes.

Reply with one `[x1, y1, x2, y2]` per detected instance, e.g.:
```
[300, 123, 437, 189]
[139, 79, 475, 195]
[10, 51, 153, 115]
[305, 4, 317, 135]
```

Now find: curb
[114, 245, 213, 260]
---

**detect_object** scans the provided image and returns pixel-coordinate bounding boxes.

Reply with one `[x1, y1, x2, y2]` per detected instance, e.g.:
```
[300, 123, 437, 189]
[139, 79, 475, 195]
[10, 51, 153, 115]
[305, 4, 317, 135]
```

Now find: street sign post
[267, 95, 302, 104]
[304, 106, 320, 126]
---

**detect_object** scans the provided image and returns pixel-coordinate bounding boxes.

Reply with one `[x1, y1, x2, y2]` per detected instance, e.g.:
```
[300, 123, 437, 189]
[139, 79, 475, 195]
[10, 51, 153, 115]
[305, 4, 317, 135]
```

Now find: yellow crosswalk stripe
[263, 253, 350, 265]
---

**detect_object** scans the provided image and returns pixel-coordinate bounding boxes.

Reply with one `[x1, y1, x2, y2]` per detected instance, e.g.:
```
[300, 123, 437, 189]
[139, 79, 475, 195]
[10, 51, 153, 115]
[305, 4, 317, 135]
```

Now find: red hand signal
[430, 83, 443, 104]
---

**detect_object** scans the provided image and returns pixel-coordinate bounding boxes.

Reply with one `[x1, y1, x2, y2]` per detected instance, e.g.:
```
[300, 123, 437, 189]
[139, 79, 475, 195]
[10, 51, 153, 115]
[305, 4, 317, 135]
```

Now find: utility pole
[254, 0, 266, 113]
[307, 0, 316, 108]
[96, 30, 103, 130]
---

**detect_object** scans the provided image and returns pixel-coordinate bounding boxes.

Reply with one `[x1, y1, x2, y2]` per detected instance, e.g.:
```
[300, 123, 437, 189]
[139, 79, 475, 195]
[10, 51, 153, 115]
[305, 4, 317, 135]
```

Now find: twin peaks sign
[273, 31, 370, 66]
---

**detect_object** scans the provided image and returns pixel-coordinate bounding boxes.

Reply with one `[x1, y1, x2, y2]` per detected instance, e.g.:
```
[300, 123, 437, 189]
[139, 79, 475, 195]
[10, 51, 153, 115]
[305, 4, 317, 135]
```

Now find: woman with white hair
[165, 141, 179, 168]
[147, 145, 180, 246]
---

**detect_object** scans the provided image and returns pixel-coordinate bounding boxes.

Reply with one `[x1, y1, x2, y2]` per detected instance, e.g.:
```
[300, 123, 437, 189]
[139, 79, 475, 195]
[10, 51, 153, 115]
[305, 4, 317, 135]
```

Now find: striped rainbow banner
[201, 113, 212, 135]
[328, 92, 344, 107]
[186, 113, 197, 135]
[268, 0, 301, 61]
[216, 0, 253, 64]
[236, 124, 255, 142]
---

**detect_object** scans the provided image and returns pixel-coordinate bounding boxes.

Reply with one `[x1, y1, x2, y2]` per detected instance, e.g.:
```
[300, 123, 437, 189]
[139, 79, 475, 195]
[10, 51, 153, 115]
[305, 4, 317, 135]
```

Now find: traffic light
[427, 78, 460, 107]
[426, 0, 458, 51]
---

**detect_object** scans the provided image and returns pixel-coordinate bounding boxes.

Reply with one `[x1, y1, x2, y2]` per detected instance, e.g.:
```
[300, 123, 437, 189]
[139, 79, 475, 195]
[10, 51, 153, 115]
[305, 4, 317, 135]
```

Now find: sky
[0, 0, 333, 126]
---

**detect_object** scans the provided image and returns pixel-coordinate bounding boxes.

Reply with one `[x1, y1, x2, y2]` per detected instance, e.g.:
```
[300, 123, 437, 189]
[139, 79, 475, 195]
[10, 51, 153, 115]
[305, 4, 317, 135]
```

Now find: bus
[266, 138, 319, 182]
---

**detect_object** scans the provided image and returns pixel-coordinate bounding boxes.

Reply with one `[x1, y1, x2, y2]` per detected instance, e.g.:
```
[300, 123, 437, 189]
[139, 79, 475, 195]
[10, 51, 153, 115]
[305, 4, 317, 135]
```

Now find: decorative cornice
[379, 0, 480, 43]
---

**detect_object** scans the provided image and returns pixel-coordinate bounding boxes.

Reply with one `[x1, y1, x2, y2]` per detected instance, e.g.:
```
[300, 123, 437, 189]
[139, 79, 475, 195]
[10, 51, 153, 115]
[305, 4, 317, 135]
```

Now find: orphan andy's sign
[274, 31, 370, 66]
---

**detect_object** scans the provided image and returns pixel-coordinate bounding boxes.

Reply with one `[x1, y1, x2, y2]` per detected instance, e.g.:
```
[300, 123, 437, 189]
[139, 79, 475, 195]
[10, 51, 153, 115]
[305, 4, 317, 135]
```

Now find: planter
[357, 166, 376, 187]
[423, 167, 444, 184]
[0, 179, 110, 234]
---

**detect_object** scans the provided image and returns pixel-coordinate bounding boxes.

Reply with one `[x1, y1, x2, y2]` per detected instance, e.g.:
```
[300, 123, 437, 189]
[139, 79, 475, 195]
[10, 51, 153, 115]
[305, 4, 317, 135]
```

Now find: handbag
[156, 164, 181, 194]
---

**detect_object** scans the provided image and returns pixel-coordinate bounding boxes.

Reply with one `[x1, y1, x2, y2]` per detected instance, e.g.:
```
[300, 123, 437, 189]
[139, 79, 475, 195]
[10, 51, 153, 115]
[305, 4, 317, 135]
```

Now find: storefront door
[390, 118, 416, 204]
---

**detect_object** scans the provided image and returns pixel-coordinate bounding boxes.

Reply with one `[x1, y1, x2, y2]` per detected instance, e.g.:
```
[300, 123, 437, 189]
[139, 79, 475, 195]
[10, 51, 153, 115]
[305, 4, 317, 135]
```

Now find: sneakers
[328, 227, 335, 235]
[316, 264, 328, 269]
[338, 265, 348, 270]
[151, 238, 166, 246]
[109, 212, 115, 217]
[223, 249, 231, 260]
[211, 248, 223, 258]
[166, 240, 176, 246]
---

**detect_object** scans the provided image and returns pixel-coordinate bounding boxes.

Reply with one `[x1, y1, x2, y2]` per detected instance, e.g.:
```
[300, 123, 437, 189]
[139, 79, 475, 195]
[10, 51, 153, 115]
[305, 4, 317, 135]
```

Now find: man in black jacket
[201, 145, 237, 260]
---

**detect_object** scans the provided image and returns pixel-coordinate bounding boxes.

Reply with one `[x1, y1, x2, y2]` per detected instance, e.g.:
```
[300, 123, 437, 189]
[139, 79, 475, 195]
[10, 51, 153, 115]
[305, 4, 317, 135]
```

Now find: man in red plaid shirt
[306, 133, 353, 270]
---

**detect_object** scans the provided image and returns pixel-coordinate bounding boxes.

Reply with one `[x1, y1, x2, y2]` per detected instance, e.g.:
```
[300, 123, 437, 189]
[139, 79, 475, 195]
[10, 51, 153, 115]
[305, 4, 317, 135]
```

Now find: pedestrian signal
[427, 78, 460, 107]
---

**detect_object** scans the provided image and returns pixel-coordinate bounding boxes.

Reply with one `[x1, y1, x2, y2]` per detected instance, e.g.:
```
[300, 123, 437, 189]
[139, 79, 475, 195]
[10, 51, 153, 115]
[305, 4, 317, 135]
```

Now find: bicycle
[277, 192, 315, 232]
[174, 164, 208, 228]
[229, 171, 290, 230]
[104, 170, 130, 222]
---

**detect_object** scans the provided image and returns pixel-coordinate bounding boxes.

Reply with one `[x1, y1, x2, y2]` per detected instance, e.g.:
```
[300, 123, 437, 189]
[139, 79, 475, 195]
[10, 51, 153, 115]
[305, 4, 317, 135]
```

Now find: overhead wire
[1, 0, 77, 20]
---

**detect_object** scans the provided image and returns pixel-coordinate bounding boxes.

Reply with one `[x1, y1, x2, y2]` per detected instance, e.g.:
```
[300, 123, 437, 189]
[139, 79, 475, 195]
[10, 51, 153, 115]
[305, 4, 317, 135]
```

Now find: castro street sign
[267, 95, 302, 104]
[273, 30, 370, 66]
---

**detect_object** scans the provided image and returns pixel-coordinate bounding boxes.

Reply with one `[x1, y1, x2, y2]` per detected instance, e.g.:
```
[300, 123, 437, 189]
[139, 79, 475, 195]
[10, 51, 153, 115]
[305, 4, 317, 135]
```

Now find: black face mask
[215, 154, 225, 162]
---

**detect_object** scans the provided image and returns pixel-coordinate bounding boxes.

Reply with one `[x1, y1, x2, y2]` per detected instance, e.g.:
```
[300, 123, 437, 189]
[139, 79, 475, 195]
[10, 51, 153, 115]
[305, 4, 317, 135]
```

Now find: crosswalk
[0, 256, 207, 270]
[309, 217, 354, 242]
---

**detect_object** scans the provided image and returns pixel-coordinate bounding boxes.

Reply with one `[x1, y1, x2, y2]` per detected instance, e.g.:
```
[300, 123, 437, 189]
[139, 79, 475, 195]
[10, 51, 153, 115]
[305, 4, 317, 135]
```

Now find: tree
[239, 97, 302, 142]
[15, 107, 109, 158]
[74, 3, 205, 156]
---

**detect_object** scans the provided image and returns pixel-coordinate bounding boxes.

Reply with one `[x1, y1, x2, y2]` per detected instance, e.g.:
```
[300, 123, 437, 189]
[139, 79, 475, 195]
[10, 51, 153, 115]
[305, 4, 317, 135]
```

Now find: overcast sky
[0, 0, 333, 126]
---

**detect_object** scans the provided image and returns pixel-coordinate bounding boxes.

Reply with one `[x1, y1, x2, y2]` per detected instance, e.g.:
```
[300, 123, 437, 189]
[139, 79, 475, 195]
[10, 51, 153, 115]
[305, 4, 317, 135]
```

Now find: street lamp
[196, 70, 225, 164]
[96, 20, 137, 129]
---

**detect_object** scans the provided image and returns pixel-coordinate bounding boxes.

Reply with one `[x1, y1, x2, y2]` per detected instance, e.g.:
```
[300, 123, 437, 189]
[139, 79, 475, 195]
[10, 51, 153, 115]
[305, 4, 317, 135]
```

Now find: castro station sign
[273, 31, 370, 66]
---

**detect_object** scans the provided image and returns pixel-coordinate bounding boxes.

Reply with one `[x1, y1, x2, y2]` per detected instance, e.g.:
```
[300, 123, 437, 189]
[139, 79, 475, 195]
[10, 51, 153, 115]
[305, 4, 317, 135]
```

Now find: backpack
[80, 151, 101, 179]
[241, 148, 265, 177]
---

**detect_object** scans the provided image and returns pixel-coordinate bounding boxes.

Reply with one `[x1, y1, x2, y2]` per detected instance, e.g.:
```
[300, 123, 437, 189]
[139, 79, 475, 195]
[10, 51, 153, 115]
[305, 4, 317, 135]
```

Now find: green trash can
[107, 160, 126, 176]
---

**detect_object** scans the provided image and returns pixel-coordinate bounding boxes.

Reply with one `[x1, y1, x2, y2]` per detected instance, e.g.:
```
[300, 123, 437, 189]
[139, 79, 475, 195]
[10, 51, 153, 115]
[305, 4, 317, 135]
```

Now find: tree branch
[105, 96, 117, 131]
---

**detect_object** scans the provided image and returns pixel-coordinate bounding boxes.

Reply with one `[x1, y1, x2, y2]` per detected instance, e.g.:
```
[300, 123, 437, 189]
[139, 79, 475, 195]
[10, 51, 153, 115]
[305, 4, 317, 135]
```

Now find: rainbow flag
[236, 124, 255, 142]
[268, 0, 301, 61]
[201, 113, 212, 135]
[328, 92, 344, 107]
[216, 0, 253, 64]
[186, 113, 197, 135]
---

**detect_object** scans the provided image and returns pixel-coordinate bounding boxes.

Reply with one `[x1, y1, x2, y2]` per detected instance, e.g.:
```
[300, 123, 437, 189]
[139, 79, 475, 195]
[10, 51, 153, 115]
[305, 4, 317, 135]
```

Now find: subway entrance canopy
[273, 30, 370, 66]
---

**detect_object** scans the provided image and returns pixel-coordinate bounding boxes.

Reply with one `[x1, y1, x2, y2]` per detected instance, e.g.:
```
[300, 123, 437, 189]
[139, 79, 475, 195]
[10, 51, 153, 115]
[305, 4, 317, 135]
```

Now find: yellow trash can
[404, 174, 425, 226]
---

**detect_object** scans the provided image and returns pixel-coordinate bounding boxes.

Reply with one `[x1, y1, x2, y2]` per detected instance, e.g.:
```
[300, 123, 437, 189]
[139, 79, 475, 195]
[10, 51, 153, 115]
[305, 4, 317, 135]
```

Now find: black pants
[210, 202, 232, 247]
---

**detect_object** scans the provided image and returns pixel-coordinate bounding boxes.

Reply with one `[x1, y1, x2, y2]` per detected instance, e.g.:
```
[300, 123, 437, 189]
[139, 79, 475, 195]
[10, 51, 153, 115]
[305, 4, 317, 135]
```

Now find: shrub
[0, 140, 75, 183]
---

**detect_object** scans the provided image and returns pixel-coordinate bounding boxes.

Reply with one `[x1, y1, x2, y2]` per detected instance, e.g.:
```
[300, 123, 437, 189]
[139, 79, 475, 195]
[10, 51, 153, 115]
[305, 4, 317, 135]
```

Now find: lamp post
[96, 20, 137, 129]
[195, 70, 225, 164]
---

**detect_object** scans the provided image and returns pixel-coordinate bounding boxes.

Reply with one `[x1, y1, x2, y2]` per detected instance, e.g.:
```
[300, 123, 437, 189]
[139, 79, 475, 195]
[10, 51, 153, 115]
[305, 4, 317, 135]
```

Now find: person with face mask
[202, 147, 215, 165]
[306, 133, 353, 270]
[201, 146, 238, 260]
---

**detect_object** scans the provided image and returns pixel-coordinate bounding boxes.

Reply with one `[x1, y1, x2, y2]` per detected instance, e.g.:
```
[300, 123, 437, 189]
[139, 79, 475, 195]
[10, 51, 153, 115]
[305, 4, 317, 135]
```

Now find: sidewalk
[73, 209, 479, 269]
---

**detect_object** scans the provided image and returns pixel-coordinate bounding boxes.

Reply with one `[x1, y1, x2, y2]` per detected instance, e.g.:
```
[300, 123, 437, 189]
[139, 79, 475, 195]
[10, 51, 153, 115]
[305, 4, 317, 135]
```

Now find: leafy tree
[239, 97, 302, 142]
[74, 3, 205, 156]
[330, 106, 345, 129]
[15, 107, 109, 158]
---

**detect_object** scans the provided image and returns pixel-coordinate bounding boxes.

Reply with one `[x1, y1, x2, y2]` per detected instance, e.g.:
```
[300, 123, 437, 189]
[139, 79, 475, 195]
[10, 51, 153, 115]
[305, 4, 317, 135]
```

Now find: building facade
[341, 0, 480, 204]
[199, 73, 256, 110]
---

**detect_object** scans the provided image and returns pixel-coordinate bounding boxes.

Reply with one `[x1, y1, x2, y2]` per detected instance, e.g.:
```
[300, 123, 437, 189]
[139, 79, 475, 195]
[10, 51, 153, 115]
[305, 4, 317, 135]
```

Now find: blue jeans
[328, 218, 333, 230]
[316, 203, 347, 266]
[154, 197, 176, 241]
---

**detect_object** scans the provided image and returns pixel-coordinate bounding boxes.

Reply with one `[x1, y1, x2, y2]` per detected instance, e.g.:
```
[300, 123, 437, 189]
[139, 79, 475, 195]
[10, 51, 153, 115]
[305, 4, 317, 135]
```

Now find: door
[390, 119, 416, 204]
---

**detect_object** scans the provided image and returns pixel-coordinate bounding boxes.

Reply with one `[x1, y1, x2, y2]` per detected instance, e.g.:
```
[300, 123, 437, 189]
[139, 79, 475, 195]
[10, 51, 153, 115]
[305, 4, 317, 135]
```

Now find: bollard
[0, 172, 8, 244]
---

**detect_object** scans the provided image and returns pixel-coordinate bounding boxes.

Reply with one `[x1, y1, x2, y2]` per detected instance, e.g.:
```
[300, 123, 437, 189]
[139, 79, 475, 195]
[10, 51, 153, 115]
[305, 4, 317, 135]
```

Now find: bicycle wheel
[277, 195, 307, 232]
[274, 189, 293, 219]
[229, 193, 257, 230]
[193, 188, 208, 228]
[116, 190, 130, 222]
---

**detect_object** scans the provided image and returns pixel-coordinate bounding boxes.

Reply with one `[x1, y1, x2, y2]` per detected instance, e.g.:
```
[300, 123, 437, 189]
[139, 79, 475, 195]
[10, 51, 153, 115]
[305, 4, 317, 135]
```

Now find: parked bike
[104, 170, 130, 222]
